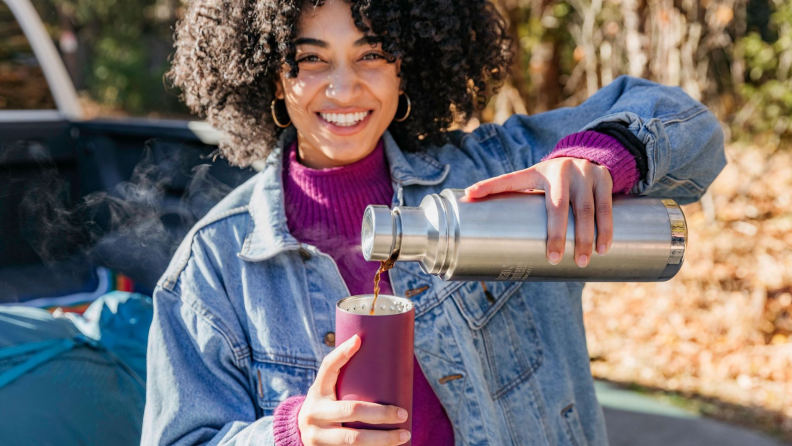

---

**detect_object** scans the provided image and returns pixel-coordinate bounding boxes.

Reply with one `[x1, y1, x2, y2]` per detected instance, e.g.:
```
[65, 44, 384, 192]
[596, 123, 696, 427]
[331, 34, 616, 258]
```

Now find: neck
[295, 132, 381, 169]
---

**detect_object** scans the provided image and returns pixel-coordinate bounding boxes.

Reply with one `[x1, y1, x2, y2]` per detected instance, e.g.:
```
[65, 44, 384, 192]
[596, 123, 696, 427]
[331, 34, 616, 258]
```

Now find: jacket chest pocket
[451, 281, 544, 400]
[253, 360, 316, 416]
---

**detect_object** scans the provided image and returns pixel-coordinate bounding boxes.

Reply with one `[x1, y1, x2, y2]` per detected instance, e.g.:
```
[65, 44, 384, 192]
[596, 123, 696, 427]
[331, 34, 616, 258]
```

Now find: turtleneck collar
[282, 138, 393, 255]
[285, 138, 390, 198]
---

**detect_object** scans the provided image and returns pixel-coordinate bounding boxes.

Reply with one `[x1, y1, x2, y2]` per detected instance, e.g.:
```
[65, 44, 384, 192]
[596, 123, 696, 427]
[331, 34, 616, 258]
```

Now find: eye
[361, 52, 388, 61]
[297, 55, 323, 64]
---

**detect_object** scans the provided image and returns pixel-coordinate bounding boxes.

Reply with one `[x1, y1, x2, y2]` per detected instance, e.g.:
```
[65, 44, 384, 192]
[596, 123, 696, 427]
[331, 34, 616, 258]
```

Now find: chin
[320, 139, 375, 163]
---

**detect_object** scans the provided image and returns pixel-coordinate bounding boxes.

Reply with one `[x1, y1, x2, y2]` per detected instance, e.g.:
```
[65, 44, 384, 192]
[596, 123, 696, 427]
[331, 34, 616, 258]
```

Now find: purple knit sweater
[271, 131, 638, 445]
[543, 130, 639, 193]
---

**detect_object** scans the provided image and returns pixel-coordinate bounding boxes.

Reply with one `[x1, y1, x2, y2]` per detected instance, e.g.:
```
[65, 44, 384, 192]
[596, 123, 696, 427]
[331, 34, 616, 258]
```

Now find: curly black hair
[168, 0, 513, 166]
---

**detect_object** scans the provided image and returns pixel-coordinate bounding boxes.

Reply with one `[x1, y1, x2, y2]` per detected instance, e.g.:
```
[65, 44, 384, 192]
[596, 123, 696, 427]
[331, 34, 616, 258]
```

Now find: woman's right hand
[297, 335, 412, 445]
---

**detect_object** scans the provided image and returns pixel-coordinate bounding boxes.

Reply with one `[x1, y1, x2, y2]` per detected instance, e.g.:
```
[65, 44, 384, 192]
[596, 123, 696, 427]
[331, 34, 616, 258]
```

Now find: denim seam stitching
[502, 301, 530, 368]
[240, 209, 256, 257]
[396, 164, 451, 186]
[454, 282, 522, 330]
[436, 309, 476, 446]
[414, 151, 447, 171]
[159, 286, 251, 364]
[657, 104, 708, 125]
[414, 283, 463, 317]
[474, 122, 498, 142]
[662, 173, 706, 192]
[561, 405, 583, 446]
[183, 297, 251, 363]
[301, 257, 324, 359]
[252, 353, 320, 369]
[160, 206, 250, 290]
[397, 276, 464, 317]
[480, 319, 500, 399]
[415, 345, 458, 367]
[491, 127, 518, 173]
[451, 374, 468, 422]
[255, 370, 316, 408]
[450, 422, 472, 446]
[500, 382, 523, 446]
[647, 106, 709, 194]
[528, 375, 555, 445]
[492, 360, 541, 401]
[479, 313, 537, 402]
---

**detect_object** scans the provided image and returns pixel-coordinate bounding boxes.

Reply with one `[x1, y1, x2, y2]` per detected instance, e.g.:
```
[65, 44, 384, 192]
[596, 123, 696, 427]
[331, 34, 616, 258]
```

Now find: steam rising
[14, 138, 252, 293]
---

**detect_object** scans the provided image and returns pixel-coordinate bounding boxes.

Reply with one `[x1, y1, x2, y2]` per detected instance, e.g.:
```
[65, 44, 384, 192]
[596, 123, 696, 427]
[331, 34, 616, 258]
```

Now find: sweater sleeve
[273, 395, 307, 446]
[542, 130, 639, 194]
[492, 75, 726, 204]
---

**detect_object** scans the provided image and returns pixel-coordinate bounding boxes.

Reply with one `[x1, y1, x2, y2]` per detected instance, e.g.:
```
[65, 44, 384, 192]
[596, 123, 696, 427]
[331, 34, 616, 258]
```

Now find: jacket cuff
[543, 131, 640, 194]
[273, 395, 307, 446]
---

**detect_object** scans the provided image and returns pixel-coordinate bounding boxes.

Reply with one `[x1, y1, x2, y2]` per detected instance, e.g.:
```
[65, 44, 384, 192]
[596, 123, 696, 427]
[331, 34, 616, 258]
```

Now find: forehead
[296, 0, 362, 38]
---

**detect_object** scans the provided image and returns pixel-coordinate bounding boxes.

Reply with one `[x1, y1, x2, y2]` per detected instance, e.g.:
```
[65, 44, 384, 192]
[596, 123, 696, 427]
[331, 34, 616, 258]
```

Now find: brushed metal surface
[362, 189, 688, 282]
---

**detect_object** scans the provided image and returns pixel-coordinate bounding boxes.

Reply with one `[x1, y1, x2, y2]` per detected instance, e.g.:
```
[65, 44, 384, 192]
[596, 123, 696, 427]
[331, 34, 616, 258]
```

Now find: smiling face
[275, 0, 403, 169]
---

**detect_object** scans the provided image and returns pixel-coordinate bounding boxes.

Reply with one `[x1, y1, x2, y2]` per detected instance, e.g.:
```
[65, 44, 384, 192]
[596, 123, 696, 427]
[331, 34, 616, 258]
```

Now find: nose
[325, 64, 361, 104]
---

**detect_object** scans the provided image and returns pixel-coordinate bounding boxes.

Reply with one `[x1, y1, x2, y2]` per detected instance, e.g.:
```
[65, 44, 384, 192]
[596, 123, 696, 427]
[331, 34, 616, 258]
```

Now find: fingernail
[548, 251, 561, 265]
[397, 408, 408, 421]
[577, 254, 588, 268]
[597, 244, 606, 255]
[400, 431, 411, 442]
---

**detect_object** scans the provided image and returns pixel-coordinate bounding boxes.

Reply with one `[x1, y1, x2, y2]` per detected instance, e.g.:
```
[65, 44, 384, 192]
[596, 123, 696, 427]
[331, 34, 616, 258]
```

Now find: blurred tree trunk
[486, 0, 789, 143]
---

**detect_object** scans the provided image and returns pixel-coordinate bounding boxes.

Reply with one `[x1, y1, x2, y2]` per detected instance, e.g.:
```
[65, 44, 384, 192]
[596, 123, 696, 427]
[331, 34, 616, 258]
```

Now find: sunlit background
[2, 0, 791, 442]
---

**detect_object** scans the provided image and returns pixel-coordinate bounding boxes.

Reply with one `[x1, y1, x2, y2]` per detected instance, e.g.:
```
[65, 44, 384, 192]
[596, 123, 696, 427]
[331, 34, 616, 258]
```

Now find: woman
[142, 0, 726, 445]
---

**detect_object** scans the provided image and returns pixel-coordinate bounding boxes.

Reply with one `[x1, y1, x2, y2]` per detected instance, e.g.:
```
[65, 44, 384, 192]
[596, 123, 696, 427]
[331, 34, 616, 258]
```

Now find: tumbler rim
[336, 294, 414, 316]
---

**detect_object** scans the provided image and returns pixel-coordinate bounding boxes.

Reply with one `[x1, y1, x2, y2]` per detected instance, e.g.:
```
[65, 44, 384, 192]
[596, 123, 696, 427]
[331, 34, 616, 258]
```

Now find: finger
[544, 175, 570, 265]
[571, 183, 595, 268]
[313, 400, 409, 425]
[317, 427, 411, 446]
[593, 168, 614, 255]
[315, 334, 361, 397]
[465, 169, 545, 199]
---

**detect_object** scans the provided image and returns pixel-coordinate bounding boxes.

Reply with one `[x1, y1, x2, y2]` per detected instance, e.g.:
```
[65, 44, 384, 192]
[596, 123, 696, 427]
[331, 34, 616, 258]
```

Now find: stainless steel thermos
[361, 189, 687, 282]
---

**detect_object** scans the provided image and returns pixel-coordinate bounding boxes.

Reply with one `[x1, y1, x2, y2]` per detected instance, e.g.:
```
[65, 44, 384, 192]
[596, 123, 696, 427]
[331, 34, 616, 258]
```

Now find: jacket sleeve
[141, 279, 275, 445]
[493, 75, 727, 204]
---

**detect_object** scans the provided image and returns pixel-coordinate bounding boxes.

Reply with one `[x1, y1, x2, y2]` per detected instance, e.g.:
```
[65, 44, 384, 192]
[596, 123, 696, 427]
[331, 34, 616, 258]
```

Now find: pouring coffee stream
[371, 258, 396, 315]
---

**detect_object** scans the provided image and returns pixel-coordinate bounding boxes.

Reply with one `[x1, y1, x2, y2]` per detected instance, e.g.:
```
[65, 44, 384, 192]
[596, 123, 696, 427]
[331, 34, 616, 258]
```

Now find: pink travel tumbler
[335, 294, 415, 444]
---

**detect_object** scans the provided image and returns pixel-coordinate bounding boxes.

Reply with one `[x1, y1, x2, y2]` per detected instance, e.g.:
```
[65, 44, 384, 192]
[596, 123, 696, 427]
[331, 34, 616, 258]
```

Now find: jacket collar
[238, 127, 450, 262]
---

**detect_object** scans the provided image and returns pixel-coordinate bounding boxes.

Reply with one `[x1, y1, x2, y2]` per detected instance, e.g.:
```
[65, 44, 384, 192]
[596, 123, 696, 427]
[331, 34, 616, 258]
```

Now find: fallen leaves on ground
[583, 143, 792, 440]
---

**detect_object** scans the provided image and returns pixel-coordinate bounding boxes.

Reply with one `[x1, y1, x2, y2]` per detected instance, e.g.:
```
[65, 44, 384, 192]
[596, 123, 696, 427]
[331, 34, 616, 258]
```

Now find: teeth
[320, 111, 369, 126]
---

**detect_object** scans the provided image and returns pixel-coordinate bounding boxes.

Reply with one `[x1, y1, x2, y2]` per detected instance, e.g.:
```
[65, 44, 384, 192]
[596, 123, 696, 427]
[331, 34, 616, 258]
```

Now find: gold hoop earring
[394, 92, 411, 122]
[271, 99, 291, 128]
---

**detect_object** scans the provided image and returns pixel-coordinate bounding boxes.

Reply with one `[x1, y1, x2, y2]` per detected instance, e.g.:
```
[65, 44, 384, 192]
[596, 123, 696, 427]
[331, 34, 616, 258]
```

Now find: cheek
[363, 69, 401, 111]
[282, 74, 321, 111]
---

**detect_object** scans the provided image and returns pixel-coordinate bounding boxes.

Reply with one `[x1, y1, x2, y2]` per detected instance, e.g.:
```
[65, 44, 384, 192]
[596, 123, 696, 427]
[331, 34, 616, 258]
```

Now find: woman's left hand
[465, 157, 614, 268]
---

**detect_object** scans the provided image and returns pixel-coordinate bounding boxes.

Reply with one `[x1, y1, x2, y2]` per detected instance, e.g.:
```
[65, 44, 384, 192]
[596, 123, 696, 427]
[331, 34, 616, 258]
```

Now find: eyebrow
[293, 35, 382, 48]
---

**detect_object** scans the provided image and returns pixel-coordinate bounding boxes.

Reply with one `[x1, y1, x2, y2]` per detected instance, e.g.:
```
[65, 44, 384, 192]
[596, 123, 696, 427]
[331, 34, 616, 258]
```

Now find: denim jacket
[142, 76, 726, 446]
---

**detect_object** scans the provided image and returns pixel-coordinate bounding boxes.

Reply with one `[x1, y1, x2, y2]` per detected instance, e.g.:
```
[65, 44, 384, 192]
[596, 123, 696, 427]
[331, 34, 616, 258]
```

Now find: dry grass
[583, 143, 792, 440]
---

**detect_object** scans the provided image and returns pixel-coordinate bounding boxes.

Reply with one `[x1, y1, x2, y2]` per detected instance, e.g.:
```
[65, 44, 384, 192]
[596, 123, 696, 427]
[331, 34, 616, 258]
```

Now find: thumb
[315, 334, 361, 397]
[465, 169, 545, 199]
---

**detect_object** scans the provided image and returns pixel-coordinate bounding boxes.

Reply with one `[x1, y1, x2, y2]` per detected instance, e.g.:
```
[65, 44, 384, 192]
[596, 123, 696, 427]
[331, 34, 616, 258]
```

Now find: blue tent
[0, 292, 151, 446]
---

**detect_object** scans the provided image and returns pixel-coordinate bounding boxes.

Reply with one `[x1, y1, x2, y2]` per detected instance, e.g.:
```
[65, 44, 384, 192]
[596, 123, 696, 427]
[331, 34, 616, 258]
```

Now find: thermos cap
[362, 206, 396, 261]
